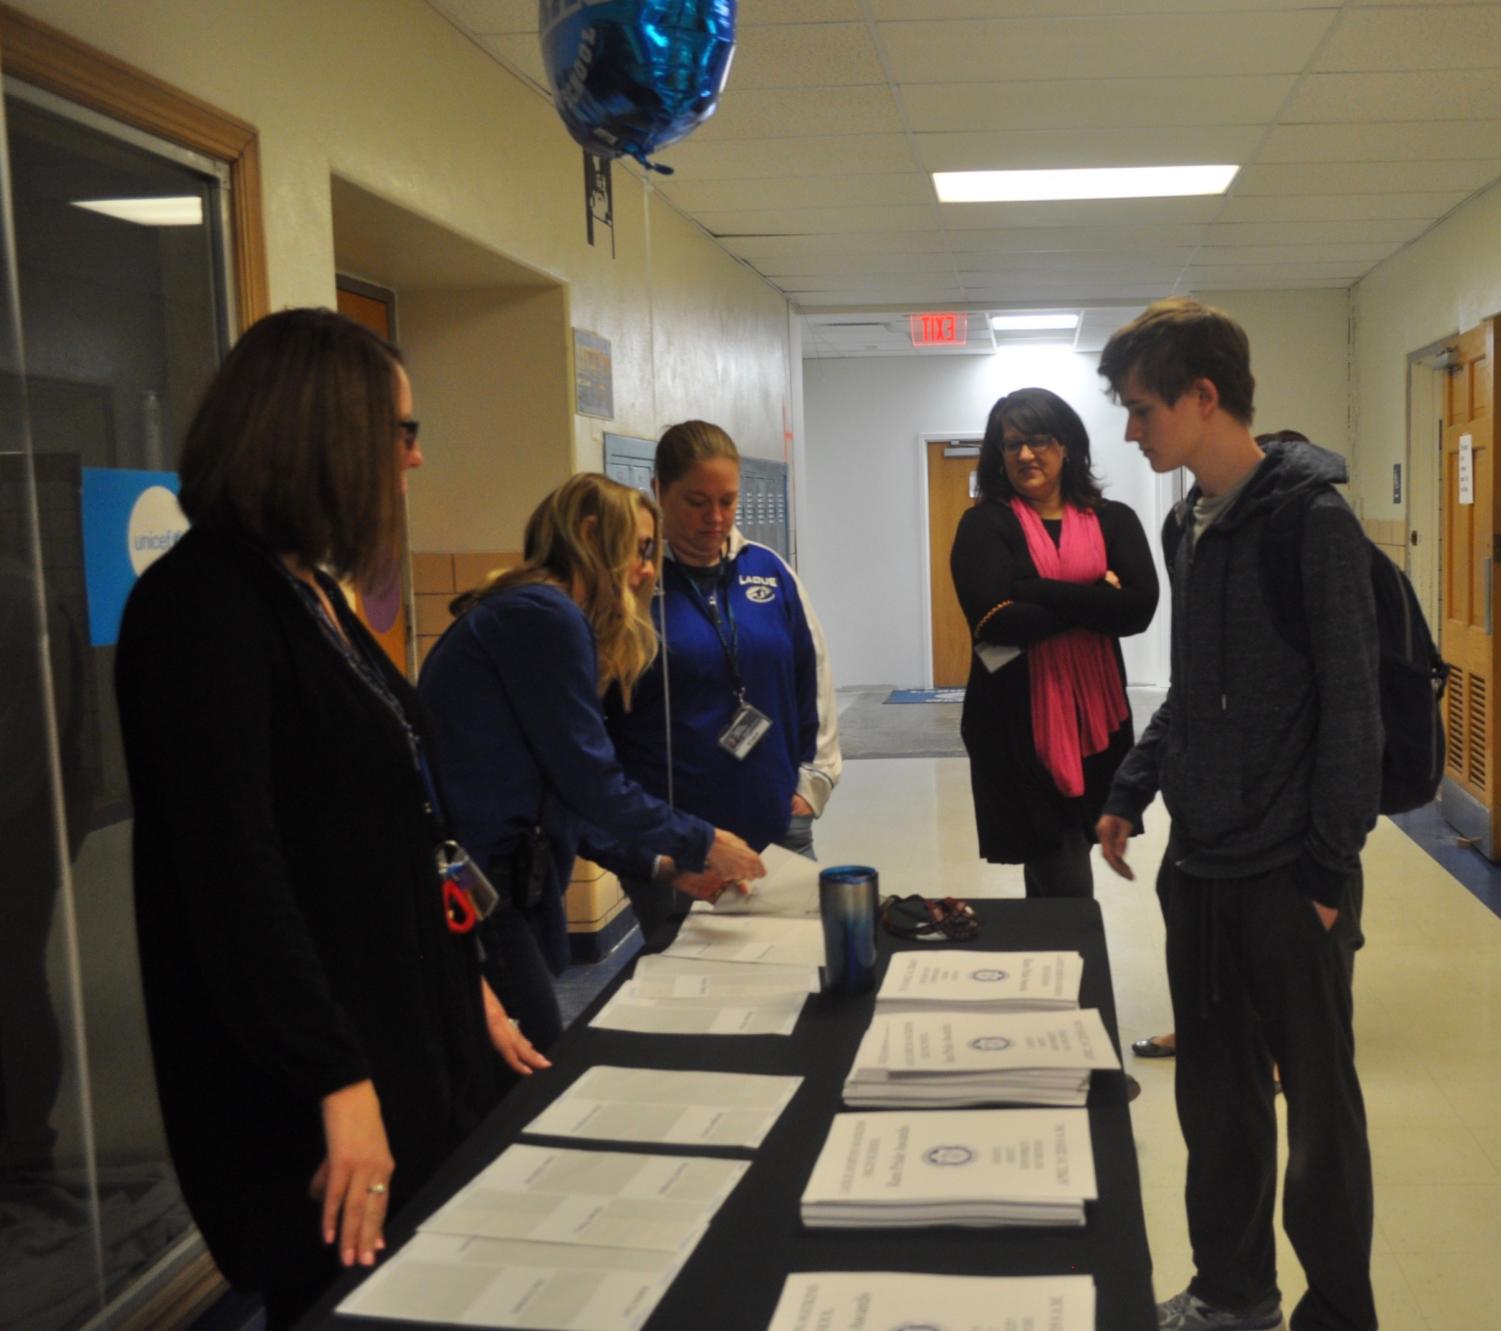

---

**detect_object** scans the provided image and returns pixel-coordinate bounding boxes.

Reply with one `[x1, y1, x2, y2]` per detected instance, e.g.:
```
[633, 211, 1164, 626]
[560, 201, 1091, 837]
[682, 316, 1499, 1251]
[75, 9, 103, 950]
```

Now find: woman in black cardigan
[950, 387, 1159, 899]
[115, 310, 511, 1328]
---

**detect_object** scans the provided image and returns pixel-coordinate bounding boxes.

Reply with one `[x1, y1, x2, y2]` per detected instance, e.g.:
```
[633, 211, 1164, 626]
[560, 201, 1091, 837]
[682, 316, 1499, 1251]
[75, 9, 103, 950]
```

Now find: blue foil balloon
[540, 0, 737, 173]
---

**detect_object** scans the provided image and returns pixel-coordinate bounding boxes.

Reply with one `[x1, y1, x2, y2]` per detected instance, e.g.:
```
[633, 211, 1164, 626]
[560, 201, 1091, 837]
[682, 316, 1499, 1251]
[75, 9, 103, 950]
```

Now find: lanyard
[677, 559, 746, 702]
[272, 555, 477, 932]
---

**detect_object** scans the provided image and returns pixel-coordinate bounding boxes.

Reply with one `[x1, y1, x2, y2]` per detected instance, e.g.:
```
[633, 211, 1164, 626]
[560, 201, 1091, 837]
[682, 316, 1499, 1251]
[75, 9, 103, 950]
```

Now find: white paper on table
[853, 1008, 1120, 1076]
[765, 1271, 1096, 1331]
[803, 1109, 1097, 1206]
[696, 843, 821, 916]
[522, 1066, 804, 1150]
[632, 954, 821, 993]
[662, 913, 825, 968]
[877, 950, 1083, 1009]
[418, 1144, 748, 1254]
[335, 1231, 687, 1331]
[590, 985, 806, 1037]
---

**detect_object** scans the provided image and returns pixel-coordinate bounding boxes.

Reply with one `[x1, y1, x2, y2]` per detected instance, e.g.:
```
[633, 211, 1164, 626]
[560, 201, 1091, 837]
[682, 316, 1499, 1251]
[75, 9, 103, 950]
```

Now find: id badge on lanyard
[719, 694, 772, 759]
[687, 564, 772, 761]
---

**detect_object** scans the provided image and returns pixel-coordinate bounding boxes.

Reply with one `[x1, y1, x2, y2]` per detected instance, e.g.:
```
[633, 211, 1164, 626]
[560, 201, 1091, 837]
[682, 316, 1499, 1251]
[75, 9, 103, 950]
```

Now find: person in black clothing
[114, 309, 512, 1330]
[949, 387, 1158, 898]
[1096, 299, 1379, 1331]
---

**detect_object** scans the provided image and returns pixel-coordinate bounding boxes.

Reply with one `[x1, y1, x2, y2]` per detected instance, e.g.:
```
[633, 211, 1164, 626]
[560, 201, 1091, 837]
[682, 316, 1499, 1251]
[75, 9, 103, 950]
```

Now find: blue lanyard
[676, 559, 746, 702]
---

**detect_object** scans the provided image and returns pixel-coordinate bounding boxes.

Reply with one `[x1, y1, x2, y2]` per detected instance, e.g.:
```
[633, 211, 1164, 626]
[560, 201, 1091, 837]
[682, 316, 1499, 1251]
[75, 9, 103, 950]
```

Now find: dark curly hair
[976, 387, 1103, 509]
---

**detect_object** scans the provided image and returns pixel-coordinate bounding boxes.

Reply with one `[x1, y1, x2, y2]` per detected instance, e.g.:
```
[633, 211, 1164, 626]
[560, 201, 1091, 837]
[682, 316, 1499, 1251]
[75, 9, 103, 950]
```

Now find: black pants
[1022, 825, 1093, 899]
[1158, 860, 1375, 1331]
[476, 899, 564, 1059]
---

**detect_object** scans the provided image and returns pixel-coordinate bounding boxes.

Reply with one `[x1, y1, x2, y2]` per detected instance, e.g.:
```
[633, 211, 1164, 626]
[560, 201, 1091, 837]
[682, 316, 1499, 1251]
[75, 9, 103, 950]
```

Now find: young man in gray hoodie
[1095, 299, 1379, 1331]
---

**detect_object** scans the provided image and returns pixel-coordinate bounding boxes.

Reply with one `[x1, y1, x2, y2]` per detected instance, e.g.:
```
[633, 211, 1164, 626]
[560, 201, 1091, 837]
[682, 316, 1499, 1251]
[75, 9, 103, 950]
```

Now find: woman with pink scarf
[950, 388, 1159, 898]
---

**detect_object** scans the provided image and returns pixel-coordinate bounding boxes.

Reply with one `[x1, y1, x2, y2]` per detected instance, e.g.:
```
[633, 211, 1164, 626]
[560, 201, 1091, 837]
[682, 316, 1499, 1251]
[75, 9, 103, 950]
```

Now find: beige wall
[1196, 287, 1352, 461]
[24, 0, 793, 543]
[400, 286, 574, 551]
[1351, 177, 1501, 521]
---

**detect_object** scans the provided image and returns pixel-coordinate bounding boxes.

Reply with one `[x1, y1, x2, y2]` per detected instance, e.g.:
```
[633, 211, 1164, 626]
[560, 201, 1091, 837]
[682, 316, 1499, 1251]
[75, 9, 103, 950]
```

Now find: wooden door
[927, 439, 980, 687]
[1440, 317, 1501, 854]
[336, 279, 412, 675]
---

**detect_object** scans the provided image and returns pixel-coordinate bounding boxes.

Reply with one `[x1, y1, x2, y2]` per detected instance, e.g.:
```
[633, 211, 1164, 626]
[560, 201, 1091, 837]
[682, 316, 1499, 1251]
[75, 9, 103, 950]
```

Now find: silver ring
[368, 1182, 388, 1195]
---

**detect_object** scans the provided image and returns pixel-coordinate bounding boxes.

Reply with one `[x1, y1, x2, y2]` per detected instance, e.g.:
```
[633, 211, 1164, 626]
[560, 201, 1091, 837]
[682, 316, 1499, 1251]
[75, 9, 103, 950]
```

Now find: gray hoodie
[1102, 440, 1380, 906]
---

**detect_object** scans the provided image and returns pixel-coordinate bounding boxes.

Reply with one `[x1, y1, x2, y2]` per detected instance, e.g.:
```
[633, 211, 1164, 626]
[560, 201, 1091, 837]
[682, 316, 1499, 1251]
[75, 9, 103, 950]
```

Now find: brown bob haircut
[177, 308, 404, 585]
[654, 419, 740, 491]
[1097, 297, 1256, 426]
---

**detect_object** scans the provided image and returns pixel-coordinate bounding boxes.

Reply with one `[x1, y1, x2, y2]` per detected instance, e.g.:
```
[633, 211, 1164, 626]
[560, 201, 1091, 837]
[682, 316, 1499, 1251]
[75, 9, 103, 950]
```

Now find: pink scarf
[1010, 498, 1129, 798]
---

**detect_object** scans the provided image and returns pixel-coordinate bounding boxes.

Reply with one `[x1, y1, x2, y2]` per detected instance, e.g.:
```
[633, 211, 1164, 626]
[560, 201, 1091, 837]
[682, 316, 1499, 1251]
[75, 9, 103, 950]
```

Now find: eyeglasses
[636, 537, 657, 563]
[879, 894, 980, 942]
[1000, 434, 1058, 457]
[399, 418, 420, 448]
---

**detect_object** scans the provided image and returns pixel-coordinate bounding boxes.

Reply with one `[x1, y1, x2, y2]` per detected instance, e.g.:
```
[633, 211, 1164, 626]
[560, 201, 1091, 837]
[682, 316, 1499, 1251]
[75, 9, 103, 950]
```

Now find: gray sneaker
[1157, 1289, 1283, 1330]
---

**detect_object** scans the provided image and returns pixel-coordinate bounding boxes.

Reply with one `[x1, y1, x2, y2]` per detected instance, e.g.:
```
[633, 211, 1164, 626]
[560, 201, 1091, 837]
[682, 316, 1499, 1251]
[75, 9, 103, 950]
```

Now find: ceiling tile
[695, 86, 903, 141]
[938, 197, 1224, 229]
[1284, 71, 1501, 121]
[1205, 218, 1427, 244]
[658, 173, 933, 212]
[695, 205, 938, 235]
[1234, 160, 1501, 193]
[790, 283, 970, 301]
[1315, 7, 1501, 72]
[722, 231, 955, 258]
[1185, 260, 1369, 280]
[869, 0, 1332, 12]
[954, 249, 1197, 272]
[757, 252, 961, 276]
[1195, 241, 1401, 263]
[740, 0, 863, 20]
[945, 224, 1211, 252]
[878, 13, 1337, 83]
[913, 125, 1263, 172]
[1214, 191, 1472, 221]
[901, 76, 1295, 133]
[729, 23, 885, 89]
[957, 281, 1178, 301]
[655, 135, 918, 179]
[1258, 122, 1501, 163]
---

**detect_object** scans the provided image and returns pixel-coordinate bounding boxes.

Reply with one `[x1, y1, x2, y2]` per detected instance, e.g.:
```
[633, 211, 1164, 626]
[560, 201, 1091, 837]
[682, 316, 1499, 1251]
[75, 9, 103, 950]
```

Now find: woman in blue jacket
[605, 421, 842, 935]
[420, 473, 764, 1058]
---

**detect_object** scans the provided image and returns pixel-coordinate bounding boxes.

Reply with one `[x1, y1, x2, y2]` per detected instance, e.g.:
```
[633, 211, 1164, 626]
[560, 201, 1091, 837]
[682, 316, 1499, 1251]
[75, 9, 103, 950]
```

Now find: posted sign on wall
[81, 468, 187, 646]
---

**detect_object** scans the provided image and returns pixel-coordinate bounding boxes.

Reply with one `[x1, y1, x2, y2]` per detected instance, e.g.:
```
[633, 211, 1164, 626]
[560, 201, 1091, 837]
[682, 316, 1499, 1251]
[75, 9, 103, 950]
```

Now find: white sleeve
[785, 560, 842, 816]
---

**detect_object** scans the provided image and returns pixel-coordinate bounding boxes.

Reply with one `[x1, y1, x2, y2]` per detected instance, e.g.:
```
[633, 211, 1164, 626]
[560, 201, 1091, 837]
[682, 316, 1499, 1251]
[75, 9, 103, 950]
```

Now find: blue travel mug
[819, 865, 879, 995]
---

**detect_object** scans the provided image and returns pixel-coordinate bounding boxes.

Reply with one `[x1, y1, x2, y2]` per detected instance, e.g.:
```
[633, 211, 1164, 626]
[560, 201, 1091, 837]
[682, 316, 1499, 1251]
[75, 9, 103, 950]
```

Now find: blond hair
[455, 473, 660, 704]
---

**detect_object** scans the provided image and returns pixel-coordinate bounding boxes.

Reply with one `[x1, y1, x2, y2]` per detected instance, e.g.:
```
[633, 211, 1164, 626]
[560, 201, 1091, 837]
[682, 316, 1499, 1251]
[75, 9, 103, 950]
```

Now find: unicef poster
[80, 468, 187, 646]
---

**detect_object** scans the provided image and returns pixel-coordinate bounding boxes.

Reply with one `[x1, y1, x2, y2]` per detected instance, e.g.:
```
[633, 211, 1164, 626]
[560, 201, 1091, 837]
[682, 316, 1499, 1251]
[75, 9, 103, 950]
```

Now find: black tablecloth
[302, 898, 1156, 1331]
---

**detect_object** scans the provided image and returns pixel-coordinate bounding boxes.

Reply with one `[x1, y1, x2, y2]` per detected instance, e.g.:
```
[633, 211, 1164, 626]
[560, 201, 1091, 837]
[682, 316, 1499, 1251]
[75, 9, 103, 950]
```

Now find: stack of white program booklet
[843, 1007, 1120, 1108]
[800, 1108, 1097, 1229]
[876, 950, 1084, 1013]
[765, 1271, 1097, 1331]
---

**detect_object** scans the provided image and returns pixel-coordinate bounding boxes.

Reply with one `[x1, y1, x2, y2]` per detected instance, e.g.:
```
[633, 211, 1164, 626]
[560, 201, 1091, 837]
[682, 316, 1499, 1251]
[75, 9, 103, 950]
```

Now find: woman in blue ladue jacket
[604, 420, 842, 938]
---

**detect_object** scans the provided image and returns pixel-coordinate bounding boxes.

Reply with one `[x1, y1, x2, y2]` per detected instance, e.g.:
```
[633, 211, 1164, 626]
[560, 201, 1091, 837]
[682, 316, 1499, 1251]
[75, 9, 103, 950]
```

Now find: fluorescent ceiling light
[990, 313, 1079, 332]
[72, 196, 203, 226]
[934, 165, 1239, 204]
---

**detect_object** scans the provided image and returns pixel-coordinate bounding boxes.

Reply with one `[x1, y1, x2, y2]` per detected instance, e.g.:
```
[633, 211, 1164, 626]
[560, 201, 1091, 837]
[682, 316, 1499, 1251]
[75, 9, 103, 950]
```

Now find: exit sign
[910, 312, 968, 347]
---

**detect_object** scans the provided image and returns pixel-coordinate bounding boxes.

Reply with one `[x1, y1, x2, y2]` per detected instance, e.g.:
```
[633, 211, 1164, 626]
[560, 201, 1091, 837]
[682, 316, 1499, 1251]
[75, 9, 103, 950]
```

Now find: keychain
[436, 841, 500, 933]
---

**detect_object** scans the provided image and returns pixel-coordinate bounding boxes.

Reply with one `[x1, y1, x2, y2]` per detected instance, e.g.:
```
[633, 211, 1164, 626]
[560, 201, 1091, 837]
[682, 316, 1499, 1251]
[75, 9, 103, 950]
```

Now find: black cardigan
[114, 528, 499, 1290]
[949, 498, 1159, 863]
